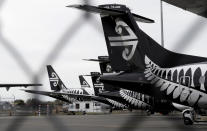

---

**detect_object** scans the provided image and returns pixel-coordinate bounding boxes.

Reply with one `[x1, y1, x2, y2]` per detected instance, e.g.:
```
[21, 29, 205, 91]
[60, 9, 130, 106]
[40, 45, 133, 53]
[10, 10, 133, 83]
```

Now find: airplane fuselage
[144, 56, 207, 109]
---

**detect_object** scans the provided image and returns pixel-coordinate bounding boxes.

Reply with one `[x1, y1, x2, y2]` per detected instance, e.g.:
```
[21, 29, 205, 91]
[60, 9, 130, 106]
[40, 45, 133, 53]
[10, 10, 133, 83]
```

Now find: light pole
[160, 0, 165, 47]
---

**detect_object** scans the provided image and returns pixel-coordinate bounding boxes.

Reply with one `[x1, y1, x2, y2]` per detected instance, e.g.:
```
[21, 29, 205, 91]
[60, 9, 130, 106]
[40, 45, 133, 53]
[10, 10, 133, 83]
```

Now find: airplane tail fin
[68, 4, 151, 71]
[90, 72, 104, 95]
[46, 65, 67, 91]
[69, 4, 207, 71]
[83, 56, 113, 74]
[97, 56, 113, 74]
[79, 75, 90, 88]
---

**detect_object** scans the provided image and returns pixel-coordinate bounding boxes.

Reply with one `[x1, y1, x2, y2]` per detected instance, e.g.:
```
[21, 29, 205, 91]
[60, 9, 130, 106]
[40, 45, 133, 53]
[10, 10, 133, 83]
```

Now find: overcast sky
[0, 0, 207, 101]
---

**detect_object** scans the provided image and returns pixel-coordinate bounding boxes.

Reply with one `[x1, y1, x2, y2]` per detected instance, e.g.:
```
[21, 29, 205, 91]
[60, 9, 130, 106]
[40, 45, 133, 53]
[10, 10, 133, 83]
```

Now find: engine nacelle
[172, 103, 191, 112]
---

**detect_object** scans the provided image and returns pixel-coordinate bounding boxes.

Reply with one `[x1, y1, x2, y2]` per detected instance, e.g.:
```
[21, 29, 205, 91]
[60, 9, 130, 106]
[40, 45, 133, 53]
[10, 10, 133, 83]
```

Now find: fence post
[38, 105, 41, 116]
[47, 104, 49, 116]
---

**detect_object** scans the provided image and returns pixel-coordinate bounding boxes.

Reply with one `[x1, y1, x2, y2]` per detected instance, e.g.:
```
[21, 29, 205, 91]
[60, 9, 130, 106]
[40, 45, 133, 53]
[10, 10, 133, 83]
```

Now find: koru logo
[108, 18, 138, 61]
[106, 64, 112, 73]
[83, 81, 87, 85]
[96, 77, 100, 84]
[82, 81, 89, 87]
[98, 88, 103, 93]
[96, 77, 101, 84]
[50, 72, 59, 87]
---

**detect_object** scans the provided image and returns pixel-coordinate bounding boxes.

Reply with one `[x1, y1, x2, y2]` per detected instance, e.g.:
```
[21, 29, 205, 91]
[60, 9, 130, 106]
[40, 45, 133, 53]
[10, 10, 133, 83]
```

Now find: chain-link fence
[0, 0, 207, 130]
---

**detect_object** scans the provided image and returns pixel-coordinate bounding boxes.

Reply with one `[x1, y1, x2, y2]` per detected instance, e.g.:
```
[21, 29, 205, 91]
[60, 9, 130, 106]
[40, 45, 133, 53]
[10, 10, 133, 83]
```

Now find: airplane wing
[22, 89, 93, 100]
[162, 0, 207, 18]
[23, 89, 116, 107]
[0, 84, 42, 91]
[22, 89, 72, 103]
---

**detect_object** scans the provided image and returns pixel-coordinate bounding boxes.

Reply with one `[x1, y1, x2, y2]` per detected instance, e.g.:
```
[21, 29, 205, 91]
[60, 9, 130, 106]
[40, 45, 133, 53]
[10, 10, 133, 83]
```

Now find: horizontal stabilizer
[82, 72, 101, 77]
[83, 59, 110, 63]
[67, 4, 154, 23]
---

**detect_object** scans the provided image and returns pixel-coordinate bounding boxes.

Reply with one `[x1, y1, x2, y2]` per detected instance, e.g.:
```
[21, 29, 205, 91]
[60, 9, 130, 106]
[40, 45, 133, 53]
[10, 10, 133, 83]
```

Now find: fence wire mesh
[0, 0, 206, 131]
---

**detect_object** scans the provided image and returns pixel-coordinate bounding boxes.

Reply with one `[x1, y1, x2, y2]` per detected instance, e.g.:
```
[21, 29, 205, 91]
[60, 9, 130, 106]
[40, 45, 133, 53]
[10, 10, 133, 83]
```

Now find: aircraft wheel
[182, 109, 194, 125]
[184, 117, 193, 125]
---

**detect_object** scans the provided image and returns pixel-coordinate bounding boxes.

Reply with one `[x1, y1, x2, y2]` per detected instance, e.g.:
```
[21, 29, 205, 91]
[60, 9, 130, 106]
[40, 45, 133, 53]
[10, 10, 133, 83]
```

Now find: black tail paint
[79, 75, 90, 88]
[83, 56, 113, 73]
[46, 65, 67, 91]
[90, 72, 104, 95]
[69, 4, 207, 71]
[98, 56, 113, 74]
[90, 72, 119, 95]
[99, 4, 207, 71]
[99, 4, 145, 71]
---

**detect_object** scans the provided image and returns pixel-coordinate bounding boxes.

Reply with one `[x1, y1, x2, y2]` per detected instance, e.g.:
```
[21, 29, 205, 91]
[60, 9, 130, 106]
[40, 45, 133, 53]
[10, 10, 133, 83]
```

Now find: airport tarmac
[0, 113, 207, 131]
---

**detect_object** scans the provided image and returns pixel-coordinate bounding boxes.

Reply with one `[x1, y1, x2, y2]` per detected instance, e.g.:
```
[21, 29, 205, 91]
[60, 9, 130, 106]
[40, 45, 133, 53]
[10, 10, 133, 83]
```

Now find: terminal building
[0, 101, 12, 111]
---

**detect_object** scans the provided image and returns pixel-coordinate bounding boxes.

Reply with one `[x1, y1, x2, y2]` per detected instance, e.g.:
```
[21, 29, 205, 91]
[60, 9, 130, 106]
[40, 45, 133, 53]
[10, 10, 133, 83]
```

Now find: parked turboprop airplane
[23, 65, 126, 109]
[86, 56, 190, 115]
[23, 65, 93, 103]
[68, 4, 207, 125]
[86, 72, 128, 109]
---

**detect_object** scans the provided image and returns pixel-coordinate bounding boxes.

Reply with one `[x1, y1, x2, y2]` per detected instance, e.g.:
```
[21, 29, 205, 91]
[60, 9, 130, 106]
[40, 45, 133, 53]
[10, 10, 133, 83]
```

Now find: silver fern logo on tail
[108, 18, 138, 61]
[49, 72, 59, 87]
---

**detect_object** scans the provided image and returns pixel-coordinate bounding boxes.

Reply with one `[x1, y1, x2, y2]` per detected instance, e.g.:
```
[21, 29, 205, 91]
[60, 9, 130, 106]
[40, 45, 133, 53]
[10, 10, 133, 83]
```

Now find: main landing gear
[182, 108, 207, 125]
[182, 109, 195, 125]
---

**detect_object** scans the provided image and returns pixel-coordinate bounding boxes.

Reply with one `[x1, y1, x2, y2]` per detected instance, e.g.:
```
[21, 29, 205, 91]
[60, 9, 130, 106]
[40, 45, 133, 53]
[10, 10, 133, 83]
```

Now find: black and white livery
[23, 65, 93, 103]
[23, 65, 125, 109]
[85, 56, 180, 114]
[68, 4, 207, 125]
